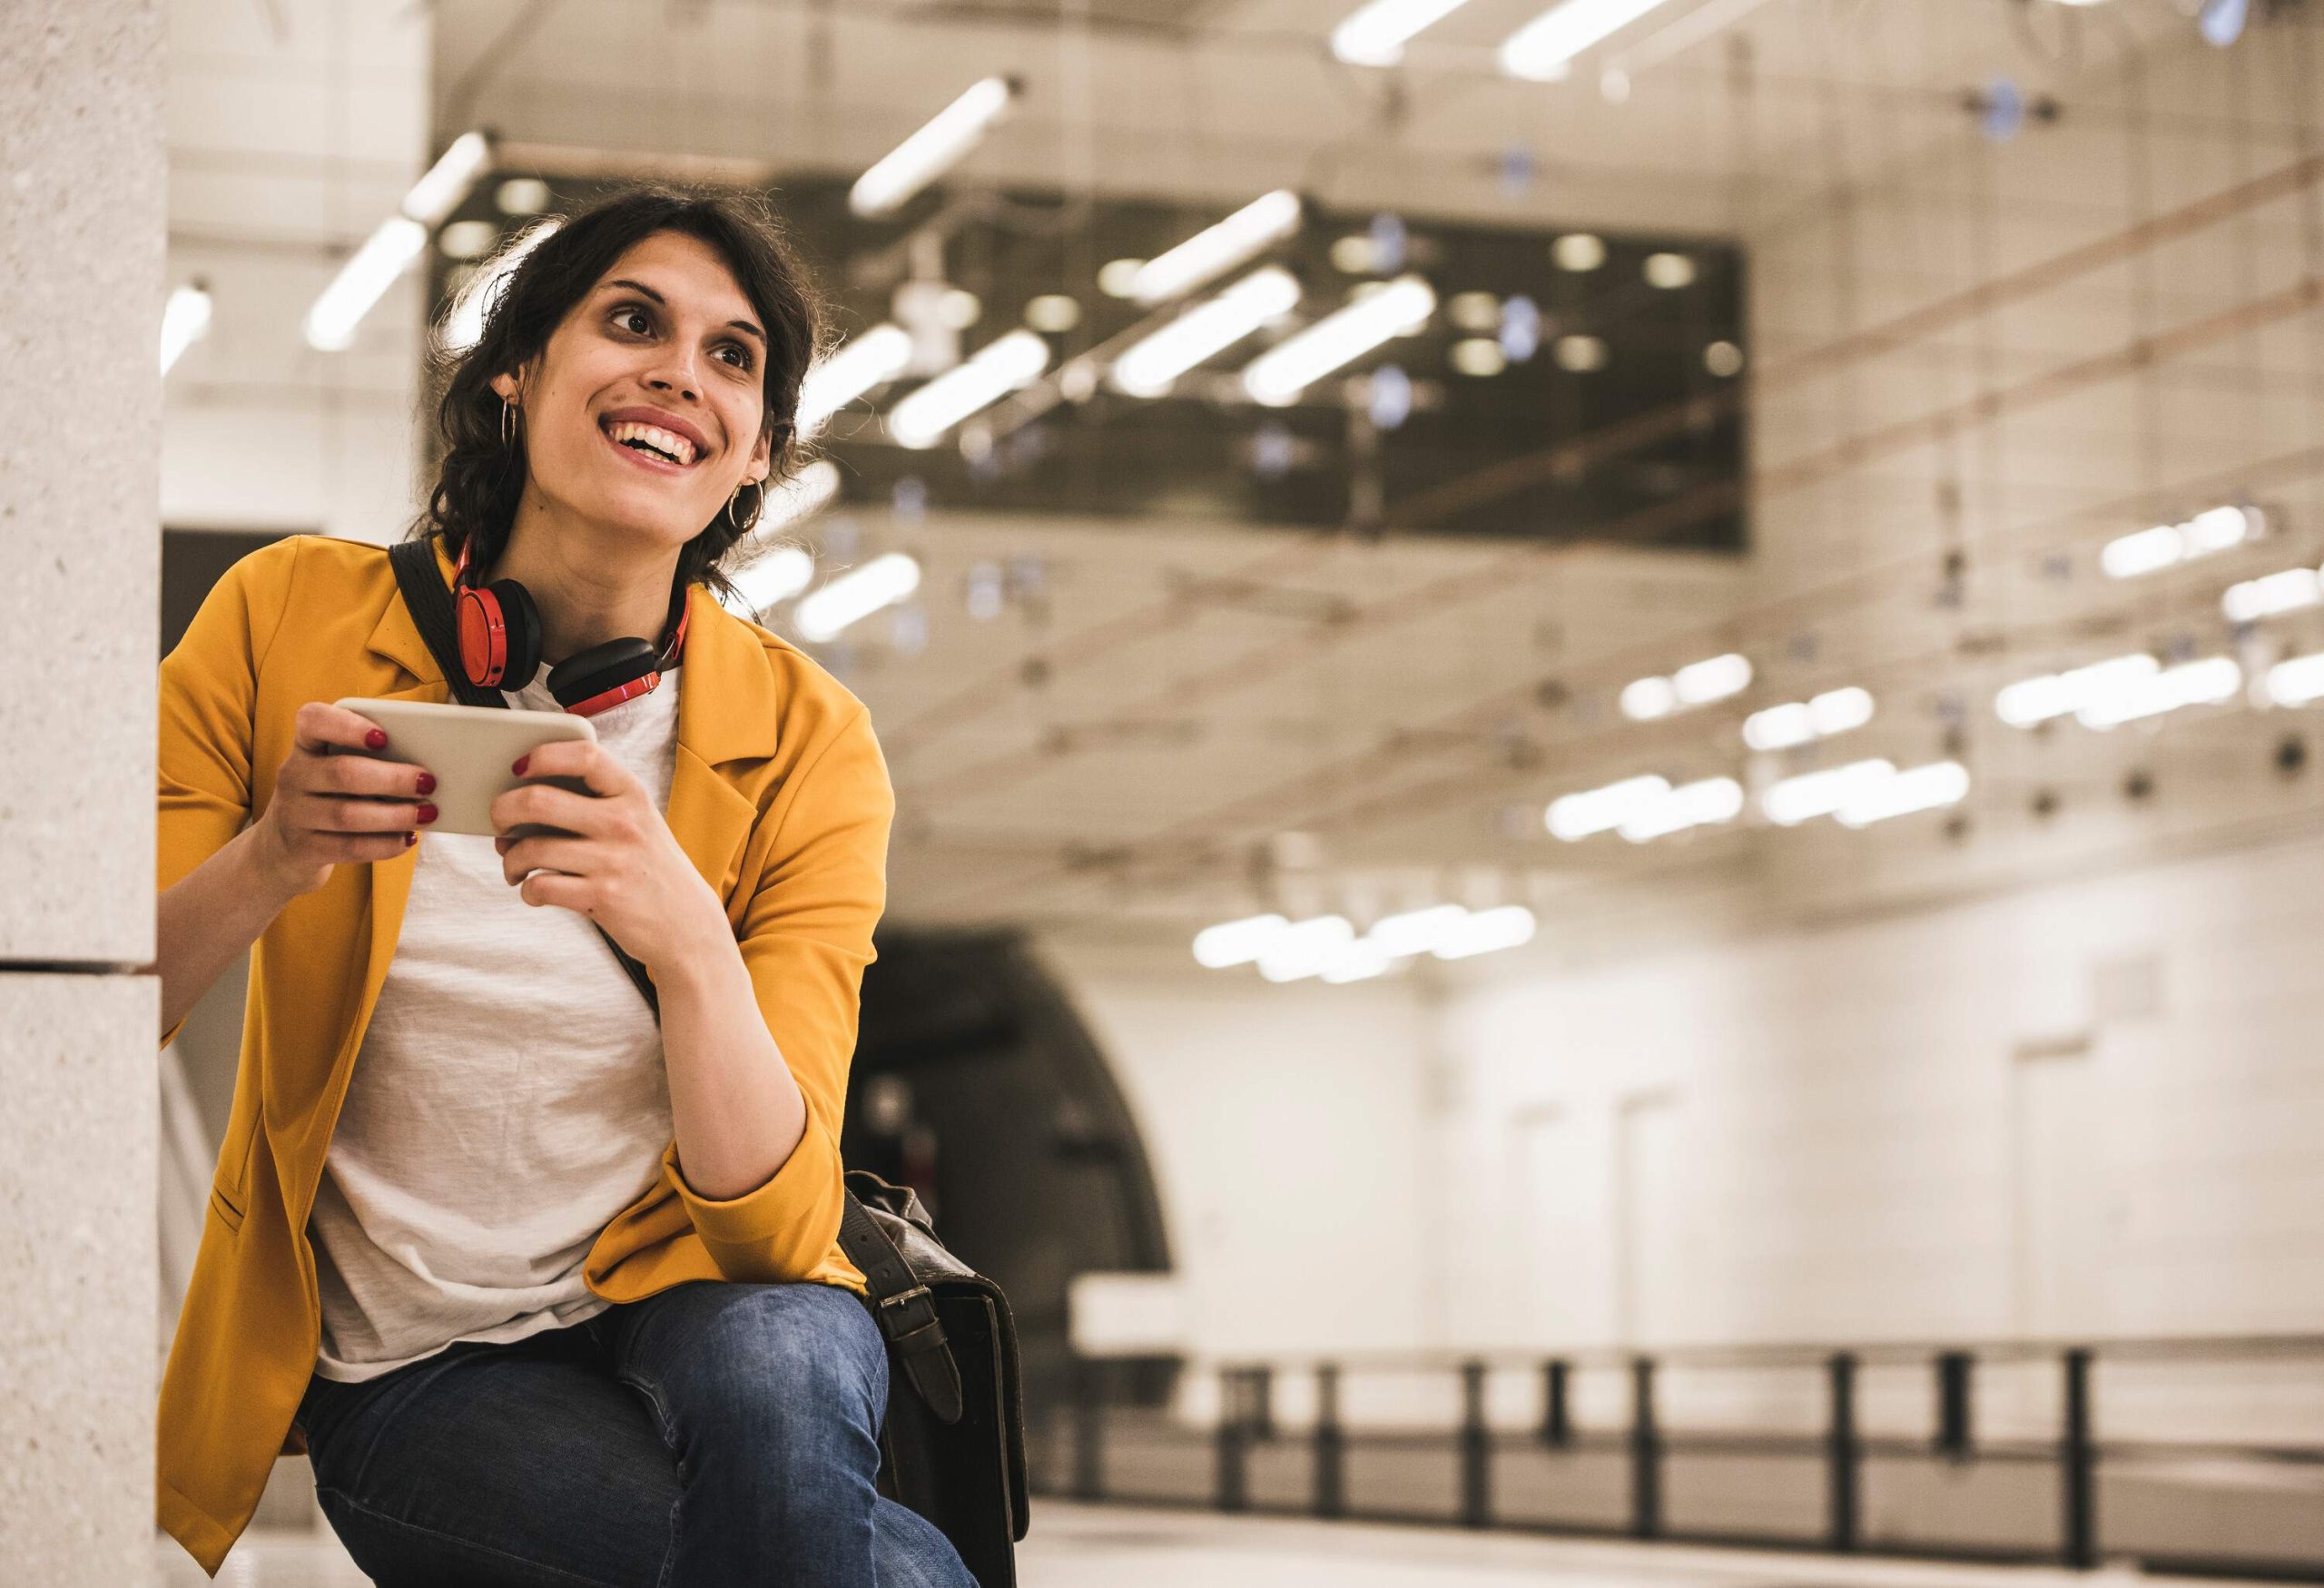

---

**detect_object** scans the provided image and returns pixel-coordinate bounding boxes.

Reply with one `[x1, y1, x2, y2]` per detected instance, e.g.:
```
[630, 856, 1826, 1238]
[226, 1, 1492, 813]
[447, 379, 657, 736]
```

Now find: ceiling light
[1996, 654, 2159, 727]
[937, 288, 982, 330]
[1551, 232, 1607, 271]
[2074, 656, 2240, 730]
[1548, 774, 1671, 840]
[1502, 0, 1678, 80]
[1025, 293, 1082, 332]
[1834, 761, 1971, 828]
[849, 76, 1019, 218]
[1113, 267, 1301, 398]
[796, 323, 913, 439]
[2201, 0, 2250, 47]
[1451, 338, 1507, 376]
[159, 282, 212, 375]
[1642, 252, 1695, 289]
[1553, 334, 1609, 371]
[1619, 776, 1743, 843]
[723, 546, 816, 618]
[753, 459, 842, 538]
[1449, 291, 1501, 331]
[888, 329, 1049, 448]
[2102, 504, 2262, 578]
[1330, 236, 1377, 274]
[442, 217, 560, 352]
[1764, 759, 1897, 826]
[1433, 905, 1537, 960]
[1331, 0, 1477, 65]
[2223, 567, 2323, 624]
[1258, 915, 1356, 981]
[304, 216, 428, 351]
[1130, 190, 1304, 306]
[1705, 340, 1745, 377]
[1672, 652, 1752, 706]
[1195, 912, 1290, 968]
[794, 552, 922, 643]
[1244, 275, 1434, 406]
[1098, 259, 1146, 298]
[1364, 903, 1470, 957]
[400, 130, 492, 226]
[1620, 676, 1679, 721]
[2266, 651, 2324, 706]
[1744, 686, 1875, 752]
[438, 220, 499, 260]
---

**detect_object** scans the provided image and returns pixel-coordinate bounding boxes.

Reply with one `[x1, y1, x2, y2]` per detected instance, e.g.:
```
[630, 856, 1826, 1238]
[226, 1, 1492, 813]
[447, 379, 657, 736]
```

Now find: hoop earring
[726, 479, 766, 531]
[499, 397, 517, 448]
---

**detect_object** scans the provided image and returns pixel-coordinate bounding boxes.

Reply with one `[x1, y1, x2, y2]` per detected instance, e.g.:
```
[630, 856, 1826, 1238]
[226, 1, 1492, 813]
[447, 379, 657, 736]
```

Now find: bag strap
[387, 537, 964, 1424]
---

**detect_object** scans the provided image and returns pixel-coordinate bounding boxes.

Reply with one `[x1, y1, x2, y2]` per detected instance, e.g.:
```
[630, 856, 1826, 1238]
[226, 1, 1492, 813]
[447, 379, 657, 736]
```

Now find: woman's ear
[488, 369, 525, 406]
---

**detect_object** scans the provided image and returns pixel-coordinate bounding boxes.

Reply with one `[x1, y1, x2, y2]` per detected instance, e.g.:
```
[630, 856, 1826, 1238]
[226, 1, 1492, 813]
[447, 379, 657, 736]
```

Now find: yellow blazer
[155, 532, 891, 1574]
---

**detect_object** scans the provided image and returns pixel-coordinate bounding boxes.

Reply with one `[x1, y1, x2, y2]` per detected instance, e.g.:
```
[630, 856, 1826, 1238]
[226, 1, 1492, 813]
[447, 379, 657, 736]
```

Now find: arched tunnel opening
[845, 929, 1175, 1423]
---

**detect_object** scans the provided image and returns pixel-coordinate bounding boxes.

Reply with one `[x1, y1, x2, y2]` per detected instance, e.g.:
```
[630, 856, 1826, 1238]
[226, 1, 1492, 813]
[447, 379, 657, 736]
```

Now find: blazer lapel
[668, 582, 782, 906]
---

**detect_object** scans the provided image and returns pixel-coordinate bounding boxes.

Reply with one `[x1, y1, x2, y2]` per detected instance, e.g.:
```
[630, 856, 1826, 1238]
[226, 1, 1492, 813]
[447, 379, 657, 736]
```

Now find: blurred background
[21, 0, 2324, 1580]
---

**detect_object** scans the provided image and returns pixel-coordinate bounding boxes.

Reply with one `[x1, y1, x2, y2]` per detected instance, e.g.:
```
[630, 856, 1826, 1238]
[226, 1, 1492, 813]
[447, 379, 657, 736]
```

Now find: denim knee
[649, 1281, 888, 1445]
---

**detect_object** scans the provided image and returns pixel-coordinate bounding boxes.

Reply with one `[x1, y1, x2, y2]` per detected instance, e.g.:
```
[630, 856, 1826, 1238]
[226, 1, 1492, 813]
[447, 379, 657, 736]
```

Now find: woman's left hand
[490, 742, 731, 975]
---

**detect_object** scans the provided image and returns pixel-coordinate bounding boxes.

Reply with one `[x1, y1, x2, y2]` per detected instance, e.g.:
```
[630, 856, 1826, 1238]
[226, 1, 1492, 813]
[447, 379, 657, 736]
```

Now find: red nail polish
[366, 728, 388, 751]
[416, 772, 437, 795]
[417, 803, 438, 824]
[512, 754, 529, 775]
[404, 831, 418, 847]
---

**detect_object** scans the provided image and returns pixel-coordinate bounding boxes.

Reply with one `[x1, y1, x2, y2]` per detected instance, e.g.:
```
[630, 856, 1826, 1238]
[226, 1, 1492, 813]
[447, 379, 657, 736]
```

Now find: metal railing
[1037, 1335, 2324, 1579]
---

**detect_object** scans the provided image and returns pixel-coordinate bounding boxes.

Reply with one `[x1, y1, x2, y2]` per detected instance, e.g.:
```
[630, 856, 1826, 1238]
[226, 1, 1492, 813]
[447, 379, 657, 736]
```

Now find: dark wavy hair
[408, 182, 826, 604]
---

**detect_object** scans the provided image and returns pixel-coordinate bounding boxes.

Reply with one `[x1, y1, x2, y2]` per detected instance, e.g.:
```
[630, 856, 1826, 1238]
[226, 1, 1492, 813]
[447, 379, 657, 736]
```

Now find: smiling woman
[151, 183, 976, 1588]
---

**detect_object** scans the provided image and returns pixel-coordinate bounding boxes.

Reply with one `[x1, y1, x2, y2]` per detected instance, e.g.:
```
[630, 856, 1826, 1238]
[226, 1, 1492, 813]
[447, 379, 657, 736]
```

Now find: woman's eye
[615, 306, 652, 334]
[720, 345, 755, 370]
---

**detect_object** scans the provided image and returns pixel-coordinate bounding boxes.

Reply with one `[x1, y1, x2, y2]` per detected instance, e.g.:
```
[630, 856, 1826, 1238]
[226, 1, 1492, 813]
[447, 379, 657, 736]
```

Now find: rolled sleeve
[667, 704, 895, 1282]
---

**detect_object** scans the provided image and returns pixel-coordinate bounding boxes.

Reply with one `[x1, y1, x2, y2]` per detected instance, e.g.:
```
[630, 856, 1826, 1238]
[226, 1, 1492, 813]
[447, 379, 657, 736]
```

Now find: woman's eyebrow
[603, 278, 766, 345]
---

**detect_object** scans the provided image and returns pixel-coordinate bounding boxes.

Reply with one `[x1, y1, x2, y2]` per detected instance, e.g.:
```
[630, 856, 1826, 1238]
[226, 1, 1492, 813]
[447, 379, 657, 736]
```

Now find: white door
[2011, 1041, 2105, 1339]
[1509, 1105, 1610, 1346]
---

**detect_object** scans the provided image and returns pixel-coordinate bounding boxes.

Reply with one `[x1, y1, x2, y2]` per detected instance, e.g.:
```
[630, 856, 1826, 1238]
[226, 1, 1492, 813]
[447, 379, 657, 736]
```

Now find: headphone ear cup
[547, 636, 661, 716]
[464, 577, 543, 689]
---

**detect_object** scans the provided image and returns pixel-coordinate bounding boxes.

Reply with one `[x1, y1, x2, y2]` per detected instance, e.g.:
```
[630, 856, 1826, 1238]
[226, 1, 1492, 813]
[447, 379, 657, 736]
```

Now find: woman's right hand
[249, 703, 438, 897]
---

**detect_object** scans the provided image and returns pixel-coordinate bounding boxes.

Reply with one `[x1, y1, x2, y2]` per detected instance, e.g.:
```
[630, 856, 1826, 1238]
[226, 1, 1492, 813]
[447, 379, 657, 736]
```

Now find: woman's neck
[486, 493, 681, 666]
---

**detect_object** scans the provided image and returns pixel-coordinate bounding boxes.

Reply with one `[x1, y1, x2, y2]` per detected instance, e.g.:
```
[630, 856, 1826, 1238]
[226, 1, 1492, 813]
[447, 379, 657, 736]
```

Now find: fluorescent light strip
[2268, 651, 2324, 706]
[793, 552, 921, 643]
[723, 546, 816, 618]
[1764, 759, 1896, 826]
[1258, 915, 1355, 982]
[849, 77, 1018, 219]
[1129, 191, 1304, 306]
[159, 283, 212, 374]
[304, 216, 428, 351]
[1621, 653, 1752, 722]
[1548, 774, 1672, 841]
[1619, 776, 1743, 843]
[797, 324, 913, 439]
[1332, 0, 1477, 64]
[2223, 567, 2322, 623]
[400, 131, 492, 226]
[1995, 654, 2159, 728]
[443, 218, 561, 352]
[1114, 268, 1301, 397]
[888, 330, 1049, 449]
[1501, 0, 1677, 81]
[2102, 504, 2261, 579]
[1744, 686, 1874, 752]
[1834, 761, 1971, 829]
[1244, 275, 1435, 407]
[1433, 905, 1537, 960]
[1194, 912, 1290, 968]
[2075, 656, 2240, 730]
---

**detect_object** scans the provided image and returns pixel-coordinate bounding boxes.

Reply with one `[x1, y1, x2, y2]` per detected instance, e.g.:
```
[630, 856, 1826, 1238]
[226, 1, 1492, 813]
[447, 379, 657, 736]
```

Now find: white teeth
[604, 419, 697, 465]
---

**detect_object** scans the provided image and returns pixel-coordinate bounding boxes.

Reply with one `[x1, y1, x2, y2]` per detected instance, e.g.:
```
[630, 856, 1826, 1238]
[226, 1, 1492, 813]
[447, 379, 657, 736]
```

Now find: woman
[153, 185, 974, 1586]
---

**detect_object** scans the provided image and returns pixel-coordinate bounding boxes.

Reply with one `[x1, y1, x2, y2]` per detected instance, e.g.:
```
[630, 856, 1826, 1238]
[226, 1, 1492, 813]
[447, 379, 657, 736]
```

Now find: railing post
[1630, 1356, 1661, 1540]
[1250, 1364, 1275, 1442]
[2062, 1348, 2096, 1568]
[1935, 1350, 1974, 1460]
[1459, 1359, 1492, 1528]
[1828, 1352, 1860, 1552]
[1541, 1358, 1571, 1446]
[1071, 1356, 1104, 1502]
[1216, 1366, 1249, 1513]
[1313, 1363, 1344, 1519]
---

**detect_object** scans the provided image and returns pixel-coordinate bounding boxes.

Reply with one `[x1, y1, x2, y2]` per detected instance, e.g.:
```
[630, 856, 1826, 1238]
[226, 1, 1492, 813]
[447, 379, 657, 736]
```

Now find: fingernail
[416, 772, 437, 796]
[512, 754, 529, 775]
[404, 831, 418, 847]
[366, 728, 388, 751]
[417, 803, 438, 824]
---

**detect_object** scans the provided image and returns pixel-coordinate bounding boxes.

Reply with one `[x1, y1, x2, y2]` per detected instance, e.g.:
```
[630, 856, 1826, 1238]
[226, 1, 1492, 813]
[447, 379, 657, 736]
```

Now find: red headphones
[453, 538, 692, 717]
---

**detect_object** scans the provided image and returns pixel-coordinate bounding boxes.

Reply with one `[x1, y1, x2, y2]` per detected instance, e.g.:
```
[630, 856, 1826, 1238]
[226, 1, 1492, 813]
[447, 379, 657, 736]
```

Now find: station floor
[161, 1501, 2287, 1587]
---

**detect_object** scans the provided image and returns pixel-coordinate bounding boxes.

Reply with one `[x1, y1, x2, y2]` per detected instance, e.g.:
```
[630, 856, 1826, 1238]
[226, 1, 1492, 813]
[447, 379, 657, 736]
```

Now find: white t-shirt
[309, 666, 682, 1383]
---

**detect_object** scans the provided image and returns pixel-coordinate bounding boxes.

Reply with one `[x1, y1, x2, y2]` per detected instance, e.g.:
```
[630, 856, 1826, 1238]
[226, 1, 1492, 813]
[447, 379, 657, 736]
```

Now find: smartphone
[332, 697, 596, 838]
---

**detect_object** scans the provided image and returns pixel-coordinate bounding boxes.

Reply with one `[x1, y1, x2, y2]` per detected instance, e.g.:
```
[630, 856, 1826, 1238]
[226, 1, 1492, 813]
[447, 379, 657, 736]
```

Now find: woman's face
[491, 230, 777, 557]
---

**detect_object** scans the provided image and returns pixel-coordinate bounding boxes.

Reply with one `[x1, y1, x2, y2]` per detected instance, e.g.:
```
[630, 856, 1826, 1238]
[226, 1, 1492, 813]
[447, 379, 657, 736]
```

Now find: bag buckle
[878, 1284, 933, 1314]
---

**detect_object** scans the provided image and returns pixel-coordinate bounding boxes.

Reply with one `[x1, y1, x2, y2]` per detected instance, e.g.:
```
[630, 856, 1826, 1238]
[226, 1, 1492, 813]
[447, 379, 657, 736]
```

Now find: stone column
[0, 3, 166, 1584]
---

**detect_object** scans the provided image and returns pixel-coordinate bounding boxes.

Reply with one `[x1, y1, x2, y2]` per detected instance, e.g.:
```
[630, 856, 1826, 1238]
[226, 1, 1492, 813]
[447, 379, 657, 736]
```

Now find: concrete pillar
[0, 3, 167, 1584]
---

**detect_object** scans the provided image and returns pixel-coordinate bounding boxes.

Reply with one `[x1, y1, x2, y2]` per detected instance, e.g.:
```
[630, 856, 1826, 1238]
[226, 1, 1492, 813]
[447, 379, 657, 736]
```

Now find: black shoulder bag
[387, 539, 1029, 1585]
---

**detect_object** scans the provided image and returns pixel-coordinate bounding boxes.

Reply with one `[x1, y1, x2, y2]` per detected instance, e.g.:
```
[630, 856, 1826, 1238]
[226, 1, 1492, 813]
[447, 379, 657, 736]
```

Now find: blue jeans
[292, 1278, 976, 1587]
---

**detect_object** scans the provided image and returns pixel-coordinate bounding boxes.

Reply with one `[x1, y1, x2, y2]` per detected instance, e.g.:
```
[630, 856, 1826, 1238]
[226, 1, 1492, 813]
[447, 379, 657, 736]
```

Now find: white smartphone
[332, 697, 596, 838]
